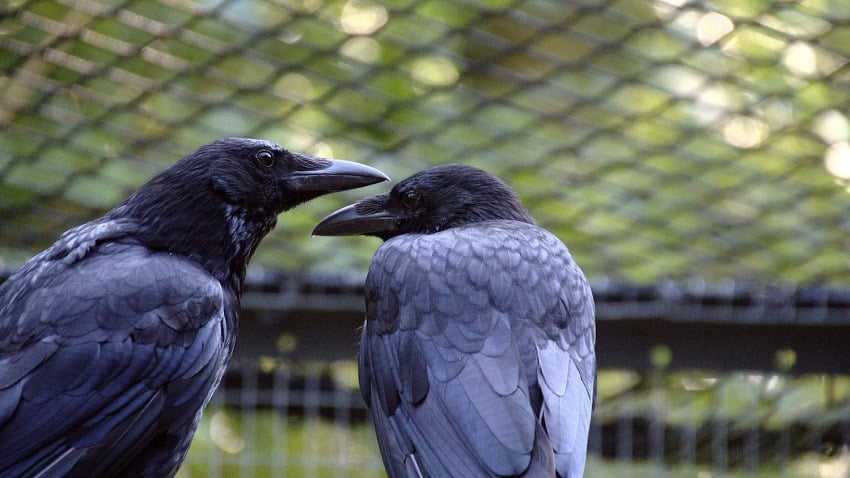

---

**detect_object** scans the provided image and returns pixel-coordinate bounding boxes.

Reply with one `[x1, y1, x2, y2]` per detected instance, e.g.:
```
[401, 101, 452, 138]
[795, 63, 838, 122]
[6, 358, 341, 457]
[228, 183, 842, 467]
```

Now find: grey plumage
[314, 164, 596, 477]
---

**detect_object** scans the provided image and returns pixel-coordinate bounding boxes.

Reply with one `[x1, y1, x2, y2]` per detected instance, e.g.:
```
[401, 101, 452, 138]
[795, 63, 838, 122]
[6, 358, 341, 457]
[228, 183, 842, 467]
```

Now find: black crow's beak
[289, 153, 389, 192]
[312, 201, 399, 236]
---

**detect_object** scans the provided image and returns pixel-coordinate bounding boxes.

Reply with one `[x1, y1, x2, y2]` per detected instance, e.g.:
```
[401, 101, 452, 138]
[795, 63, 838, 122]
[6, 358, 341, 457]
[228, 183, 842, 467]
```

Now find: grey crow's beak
[312, 203, 399, 236]
[290, 154, 389, 192]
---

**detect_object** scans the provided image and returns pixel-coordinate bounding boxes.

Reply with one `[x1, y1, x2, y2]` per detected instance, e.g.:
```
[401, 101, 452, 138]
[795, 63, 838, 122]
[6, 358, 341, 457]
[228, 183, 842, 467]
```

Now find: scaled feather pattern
[313, 164, 596, 477]
[0, 137, 387, 477]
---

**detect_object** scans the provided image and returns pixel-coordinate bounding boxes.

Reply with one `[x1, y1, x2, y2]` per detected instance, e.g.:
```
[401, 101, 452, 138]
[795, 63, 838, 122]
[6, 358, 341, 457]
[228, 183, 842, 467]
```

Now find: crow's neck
[111, 187, 275, 296]
[219, 203, 277, 294]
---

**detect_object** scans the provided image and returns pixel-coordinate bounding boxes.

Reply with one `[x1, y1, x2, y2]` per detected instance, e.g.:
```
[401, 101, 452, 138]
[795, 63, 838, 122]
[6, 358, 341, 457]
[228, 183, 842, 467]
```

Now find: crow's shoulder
[365, 220, 593, 337]
[0, 218, 231, 476]
[0, 218, 226, 353]
[1, 218, 132, 296]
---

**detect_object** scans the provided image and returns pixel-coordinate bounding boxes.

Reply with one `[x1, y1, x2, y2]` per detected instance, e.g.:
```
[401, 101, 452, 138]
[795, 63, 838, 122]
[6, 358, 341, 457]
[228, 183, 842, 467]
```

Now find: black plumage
[313, 164, 596, 477]
[0, 137, 388, 477]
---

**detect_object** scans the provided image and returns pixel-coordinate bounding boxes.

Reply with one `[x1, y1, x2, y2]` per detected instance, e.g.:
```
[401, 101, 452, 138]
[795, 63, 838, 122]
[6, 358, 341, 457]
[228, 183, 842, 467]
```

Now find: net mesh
[3, 0, 850, 284]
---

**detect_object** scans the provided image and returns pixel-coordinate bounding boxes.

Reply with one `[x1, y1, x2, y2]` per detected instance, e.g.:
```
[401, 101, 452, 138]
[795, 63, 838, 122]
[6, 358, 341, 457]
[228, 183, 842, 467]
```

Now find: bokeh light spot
[340, 36, 381, 63]
[723, 115, 769, 149]
[824, 141, 850, 180]
[340, 0, 388, 36]
[696, 12, 734, 46]
[411, 57, 459, 87]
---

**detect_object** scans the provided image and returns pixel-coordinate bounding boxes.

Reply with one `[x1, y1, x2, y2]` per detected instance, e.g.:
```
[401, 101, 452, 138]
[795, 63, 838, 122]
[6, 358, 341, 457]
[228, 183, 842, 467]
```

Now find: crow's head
[119, 137, 387, 222]
[184, 137, 389, 214]
[113, 137, 388, 282]
[312, 164, 533, 240]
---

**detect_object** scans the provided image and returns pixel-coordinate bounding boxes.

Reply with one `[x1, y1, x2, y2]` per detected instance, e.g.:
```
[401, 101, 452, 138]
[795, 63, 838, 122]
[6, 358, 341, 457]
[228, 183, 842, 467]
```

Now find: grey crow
[0, 137, 388, 477]
[314, 164, 596, 477]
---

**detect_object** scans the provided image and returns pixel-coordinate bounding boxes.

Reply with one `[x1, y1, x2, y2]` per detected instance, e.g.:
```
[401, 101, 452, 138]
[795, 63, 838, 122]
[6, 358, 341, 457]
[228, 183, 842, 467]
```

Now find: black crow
[0, 137, 388, 477]
[313, 164, 596, 477]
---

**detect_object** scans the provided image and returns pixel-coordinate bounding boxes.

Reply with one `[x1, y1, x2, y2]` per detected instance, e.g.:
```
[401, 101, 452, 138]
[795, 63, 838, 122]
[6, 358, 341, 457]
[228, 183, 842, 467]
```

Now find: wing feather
[361, 221, 596, 477]
[0, 239, 229, 477]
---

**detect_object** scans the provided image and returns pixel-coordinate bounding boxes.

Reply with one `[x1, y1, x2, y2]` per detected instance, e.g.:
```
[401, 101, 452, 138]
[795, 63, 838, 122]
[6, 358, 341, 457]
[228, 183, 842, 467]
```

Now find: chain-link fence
[178, 365, 850, 478]
[165, 273, 850, 478]
[3, 0, 850, 284]
[3, 0, 850, 477]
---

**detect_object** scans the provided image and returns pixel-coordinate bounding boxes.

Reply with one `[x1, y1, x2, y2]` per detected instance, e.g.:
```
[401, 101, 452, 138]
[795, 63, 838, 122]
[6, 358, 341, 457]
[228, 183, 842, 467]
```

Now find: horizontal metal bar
[2, 268, 848, 372]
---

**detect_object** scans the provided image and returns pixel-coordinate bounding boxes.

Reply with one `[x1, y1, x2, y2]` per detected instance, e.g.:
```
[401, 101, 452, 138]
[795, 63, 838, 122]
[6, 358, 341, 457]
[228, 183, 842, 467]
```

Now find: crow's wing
[360, 221, 595, 478]
[0, 235, 231, 477]
[533, 237, 596, 477]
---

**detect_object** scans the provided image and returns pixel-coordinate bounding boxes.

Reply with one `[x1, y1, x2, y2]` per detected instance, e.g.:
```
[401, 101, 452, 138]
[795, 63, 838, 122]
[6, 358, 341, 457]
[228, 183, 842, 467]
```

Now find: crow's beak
[289, 154, 389, 192]
[312, 201, 399, 236]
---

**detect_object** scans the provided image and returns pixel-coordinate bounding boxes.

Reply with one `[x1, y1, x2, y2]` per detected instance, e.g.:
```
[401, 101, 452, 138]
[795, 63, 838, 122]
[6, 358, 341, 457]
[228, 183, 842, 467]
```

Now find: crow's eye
[403, 191, 419, 208]
[256, 150, 274, 167]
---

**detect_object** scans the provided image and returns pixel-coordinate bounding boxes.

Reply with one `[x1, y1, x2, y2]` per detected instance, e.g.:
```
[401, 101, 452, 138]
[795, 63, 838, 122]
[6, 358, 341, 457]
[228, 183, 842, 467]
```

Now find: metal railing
[174, 272, 850, 477]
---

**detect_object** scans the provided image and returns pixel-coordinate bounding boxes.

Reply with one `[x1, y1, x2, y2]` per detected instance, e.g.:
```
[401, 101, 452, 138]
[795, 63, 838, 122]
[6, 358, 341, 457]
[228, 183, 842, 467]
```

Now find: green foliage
[179, 369, 850, 477]
[2, 0, 850, 284]
[180, 410, 385, 478]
